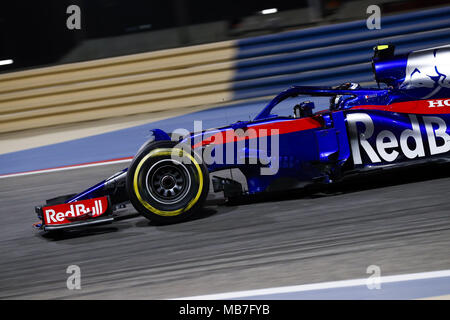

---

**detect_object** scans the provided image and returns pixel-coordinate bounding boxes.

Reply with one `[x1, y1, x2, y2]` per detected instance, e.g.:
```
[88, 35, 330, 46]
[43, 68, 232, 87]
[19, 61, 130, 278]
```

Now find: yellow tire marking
[133, 148, 203, 216]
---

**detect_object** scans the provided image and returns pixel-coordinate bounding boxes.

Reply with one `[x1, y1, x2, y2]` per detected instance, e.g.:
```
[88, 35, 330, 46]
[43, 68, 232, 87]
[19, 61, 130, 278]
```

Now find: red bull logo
[43, 197, 108, 225]
[347, 113, 450, 165]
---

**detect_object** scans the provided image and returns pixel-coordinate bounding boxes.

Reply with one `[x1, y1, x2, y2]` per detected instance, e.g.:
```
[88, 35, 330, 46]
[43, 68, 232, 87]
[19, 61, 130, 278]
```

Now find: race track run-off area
[1, 161, 450, 299]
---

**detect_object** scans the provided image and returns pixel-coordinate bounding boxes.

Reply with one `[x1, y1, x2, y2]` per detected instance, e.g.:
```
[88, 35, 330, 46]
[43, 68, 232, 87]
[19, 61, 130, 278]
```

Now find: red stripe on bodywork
[193, 117, 322, 148]
[351, 99, 450, 114]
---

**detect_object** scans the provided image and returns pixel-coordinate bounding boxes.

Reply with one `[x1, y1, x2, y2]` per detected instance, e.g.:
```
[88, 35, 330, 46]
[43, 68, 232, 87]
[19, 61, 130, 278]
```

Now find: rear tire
[126, 140, 209, 223]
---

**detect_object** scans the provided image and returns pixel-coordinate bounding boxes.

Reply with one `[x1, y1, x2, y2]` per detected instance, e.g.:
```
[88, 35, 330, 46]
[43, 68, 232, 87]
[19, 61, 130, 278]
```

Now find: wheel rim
[145, 159, 191, 205]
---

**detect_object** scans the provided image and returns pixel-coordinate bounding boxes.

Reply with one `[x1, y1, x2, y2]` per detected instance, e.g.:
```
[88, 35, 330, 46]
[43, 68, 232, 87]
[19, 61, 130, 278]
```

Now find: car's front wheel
[126, 140, 209, 223]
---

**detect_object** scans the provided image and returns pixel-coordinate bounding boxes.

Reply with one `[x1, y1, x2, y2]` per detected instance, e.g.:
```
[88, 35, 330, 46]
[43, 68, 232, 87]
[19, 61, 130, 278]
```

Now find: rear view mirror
[294, 101, 315, 118]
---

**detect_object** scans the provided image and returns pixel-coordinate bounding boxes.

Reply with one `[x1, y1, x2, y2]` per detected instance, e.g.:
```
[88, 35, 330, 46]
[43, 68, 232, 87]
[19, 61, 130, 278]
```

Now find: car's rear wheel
[126, 140, 209, 223]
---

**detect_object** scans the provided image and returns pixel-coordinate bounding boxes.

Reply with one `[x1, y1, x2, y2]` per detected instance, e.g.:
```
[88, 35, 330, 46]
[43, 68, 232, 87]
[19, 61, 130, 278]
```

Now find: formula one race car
[34, 44, 450, 232]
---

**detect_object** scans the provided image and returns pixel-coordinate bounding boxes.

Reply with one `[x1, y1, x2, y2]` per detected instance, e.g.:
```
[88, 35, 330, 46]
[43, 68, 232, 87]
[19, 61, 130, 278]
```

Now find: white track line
[175, 269, 450, 300]
[0, 158, 132, 179]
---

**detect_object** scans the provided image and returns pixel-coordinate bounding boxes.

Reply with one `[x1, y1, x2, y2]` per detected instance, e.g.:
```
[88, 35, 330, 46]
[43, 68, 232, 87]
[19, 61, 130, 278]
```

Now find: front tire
[126, 140, 209, 223]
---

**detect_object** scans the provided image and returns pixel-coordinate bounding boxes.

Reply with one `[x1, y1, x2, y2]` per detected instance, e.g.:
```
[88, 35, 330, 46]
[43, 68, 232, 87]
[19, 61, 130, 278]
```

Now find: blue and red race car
[34, 44, 450, 232]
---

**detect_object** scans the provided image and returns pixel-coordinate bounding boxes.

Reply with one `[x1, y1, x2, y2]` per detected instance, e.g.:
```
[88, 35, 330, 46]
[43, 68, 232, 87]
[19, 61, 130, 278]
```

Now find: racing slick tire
[126, 140, 209, 223]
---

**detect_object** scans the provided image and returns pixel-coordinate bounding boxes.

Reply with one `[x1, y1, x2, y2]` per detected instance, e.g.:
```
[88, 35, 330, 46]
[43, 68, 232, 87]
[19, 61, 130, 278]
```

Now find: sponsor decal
[351, 100, 450, 114]
[427, 99, 450, 108]
[347, 113, 450, 164]
[400, 46, 450, 98]
[43, 196, 108, 225]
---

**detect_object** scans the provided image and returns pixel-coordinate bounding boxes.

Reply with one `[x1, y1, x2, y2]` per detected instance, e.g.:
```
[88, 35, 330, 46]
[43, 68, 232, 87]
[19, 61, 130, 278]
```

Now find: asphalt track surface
[1, 161, 450, 299]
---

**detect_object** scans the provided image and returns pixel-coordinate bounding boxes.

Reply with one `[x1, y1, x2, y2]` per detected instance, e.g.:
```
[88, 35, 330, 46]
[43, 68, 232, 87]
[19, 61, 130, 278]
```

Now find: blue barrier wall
[232, 6, 450, 100]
